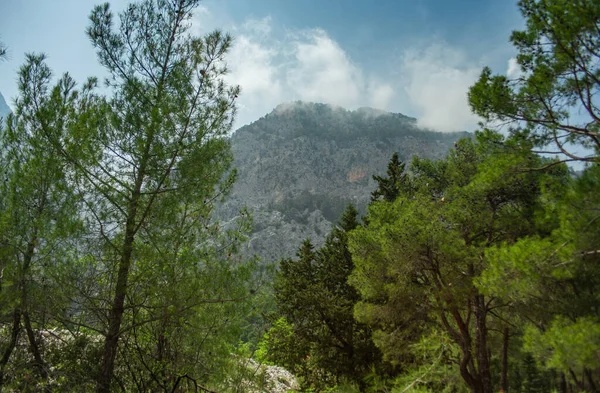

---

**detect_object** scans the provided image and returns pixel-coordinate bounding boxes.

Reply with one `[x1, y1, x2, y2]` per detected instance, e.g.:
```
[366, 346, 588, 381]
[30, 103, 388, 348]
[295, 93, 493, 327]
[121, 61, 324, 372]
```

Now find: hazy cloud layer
[197, 14, 485, 132]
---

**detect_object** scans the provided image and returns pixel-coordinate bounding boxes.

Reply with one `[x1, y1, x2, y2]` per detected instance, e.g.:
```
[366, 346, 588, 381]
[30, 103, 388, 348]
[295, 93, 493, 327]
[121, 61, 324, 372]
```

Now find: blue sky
[0, 0, 524, 131]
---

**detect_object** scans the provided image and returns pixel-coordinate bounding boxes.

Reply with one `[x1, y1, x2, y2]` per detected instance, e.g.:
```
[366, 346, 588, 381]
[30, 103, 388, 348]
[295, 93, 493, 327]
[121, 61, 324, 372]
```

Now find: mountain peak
[272, 101, 345, 115]
[267, 101, 416, 123]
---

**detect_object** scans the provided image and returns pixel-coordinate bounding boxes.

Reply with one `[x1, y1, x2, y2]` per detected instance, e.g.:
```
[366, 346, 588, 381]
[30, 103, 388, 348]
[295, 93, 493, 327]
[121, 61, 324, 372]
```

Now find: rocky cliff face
[223, 101, 470, 262]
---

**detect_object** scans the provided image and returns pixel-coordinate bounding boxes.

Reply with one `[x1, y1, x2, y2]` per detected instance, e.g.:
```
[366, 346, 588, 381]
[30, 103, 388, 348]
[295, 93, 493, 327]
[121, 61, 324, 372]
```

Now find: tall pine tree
[371, 152, 409, 202]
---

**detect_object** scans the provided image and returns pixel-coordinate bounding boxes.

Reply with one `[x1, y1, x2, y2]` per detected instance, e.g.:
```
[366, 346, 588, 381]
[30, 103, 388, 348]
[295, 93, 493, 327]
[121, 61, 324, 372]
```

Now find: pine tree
[350, 132, 562, 393]
[0, 55, 85, 390]
[468, 0, 600, 164]
[1, 1, 250, 390]
[521, 354, 547, 393]
[468, 2, 600, 388]
[270, 206, 382, 390]
[79, 2, 245, 390]
[275, 239, 318, 325]
[371, 152, 408, 202]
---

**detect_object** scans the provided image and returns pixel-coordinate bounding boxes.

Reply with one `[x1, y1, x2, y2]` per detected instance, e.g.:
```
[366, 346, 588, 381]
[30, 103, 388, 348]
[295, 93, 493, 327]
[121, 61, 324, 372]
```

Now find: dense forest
[0, 0, 599, 392]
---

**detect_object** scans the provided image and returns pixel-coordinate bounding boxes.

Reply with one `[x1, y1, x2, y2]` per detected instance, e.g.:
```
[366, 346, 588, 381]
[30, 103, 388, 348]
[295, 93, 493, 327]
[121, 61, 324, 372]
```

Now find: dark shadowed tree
[267, 205, 383, 390]
[371, 152, 409, 202]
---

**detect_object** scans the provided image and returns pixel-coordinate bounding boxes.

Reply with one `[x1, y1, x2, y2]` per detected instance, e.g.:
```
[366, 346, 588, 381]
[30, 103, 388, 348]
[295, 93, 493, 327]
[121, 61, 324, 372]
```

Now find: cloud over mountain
[198, 15, 484, 132]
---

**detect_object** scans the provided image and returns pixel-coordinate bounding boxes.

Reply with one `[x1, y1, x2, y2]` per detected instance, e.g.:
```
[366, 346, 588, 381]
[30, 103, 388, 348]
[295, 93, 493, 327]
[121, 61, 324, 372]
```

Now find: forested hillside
[0, 0, 599, 392]
[220, 102, 468, 261]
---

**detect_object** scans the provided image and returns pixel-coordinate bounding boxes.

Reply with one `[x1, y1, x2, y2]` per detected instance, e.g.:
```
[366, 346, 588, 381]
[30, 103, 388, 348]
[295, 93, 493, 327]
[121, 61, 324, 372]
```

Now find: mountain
[220, 101, 469, 262]
[0, 92, 11, 121]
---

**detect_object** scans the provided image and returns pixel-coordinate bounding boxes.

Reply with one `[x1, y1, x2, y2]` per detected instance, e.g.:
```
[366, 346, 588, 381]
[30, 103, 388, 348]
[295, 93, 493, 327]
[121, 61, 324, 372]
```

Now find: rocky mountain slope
[0, 92, 11, 121]
[220, 101, 469, 262]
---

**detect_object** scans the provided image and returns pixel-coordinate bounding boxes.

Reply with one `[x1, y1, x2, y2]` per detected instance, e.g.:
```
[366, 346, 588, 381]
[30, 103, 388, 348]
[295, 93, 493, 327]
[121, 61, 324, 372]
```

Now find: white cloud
[226, 35, 282, 99]
[222, 18, 284, 126]
[220, 18, 399, 128]
[241, 16, 272, 37]
[368, 81, 395, 110]
[506, 57, 522, 79]
[401, 43, 482, 132]
[212, 16, 483, 132]
[286, 30, 363, 107]
[194, 5, 211, 20]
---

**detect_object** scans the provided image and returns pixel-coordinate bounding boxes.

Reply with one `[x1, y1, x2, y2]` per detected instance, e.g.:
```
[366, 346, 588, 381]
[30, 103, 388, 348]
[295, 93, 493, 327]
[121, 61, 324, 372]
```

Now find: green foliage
[0, 0, 264, 391]
[524, 317, 600, 375]
[0, 53, 87, 390]
[79, 1, 255, 390]
[468, 4, 600, 388]
[391, 331, 468, 393]
[478, 165, 600, 389]
[4, 1, 600, 392]
[468, 0, 600, 163]
[349, 131, 565, 393]
[519, 353, 548, 393]
[255, 317, 304, 368]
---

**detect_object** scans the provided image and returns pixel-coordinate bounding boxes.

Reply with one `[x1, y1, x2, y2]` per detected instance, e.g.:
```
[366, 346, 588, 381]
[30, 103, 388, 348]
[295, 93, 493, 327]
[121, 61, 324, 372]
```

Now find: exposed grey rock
[0, 92, 11, 122]
[238, 358, 299, 393]
[220, 101, 470, 262]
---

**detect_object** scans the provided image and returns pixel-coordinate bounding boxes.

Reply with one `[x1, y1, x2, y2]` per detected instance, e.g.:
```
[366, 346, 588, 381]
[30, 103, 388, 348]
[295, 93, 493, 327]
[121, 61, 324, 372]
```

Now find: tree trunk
[23, 311, 49, 391]
[20, 230, 50, 390]
[445, 304, 482, 393]
[96, 215, 137, 393]
[0, 309, 21, 391]
[459, 352, 482, 393]
[475, 295, 492, 393]
[501, 327, 509, 392]
[97, 152, 147, 392]
[585, 368, 597, 393]
[560, 372, 567, 393]
[569, 368, 584, 392]
[0, 231, 42, 391]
